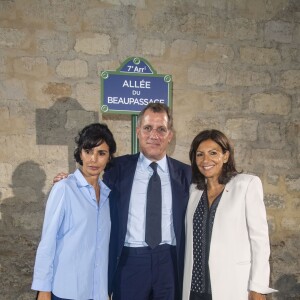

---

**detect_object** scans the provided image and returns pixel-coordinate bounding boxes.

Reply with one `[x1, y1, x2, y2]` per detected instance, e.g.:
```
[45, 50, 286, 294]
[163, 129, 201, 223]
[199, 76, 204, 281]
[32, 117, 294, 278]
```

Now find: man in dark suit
[105, 103, 191, 300]
[53, 103, 191, 299]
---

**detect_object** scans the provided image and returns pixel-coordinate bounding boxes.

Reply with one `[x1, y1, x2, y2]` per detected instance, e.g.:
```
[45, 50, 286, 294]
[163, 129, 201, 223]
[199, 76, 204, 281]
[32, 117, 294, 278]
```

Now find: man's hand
[37, 291, 51, 300]
[53, 172, 68, 184]
[249, 291, 266, 300]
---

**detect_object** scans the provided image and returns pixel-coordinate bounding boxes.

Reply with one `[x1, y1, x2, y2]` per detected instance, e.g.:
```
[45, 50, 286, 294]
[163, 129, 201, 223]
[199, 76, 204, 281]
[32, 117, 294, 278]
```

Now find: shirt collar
[74, 168, 111, 197]
[139, 152, 168, 173]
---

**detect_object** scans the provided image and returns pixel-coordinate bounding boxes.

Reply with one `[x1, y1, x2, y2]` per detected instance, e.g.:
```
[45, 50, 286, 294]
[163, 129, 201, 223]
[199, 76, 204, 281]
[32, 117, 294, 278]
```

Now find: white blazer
[182, 174, 277, 300]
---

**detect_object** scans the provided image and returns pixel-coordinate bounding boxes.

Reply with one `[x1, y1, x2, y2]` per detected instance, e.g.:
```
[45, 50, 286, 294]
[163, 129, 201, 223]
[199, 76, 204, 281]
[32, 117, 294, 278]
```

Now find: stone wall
[0, 0, 299, 299]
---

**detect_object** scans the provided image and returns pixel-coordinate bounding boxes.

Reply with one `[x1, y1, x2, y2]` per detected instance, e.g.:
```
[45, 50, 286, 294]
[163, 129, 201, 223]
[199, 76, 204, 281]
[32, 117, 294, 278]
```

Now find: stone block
[56, 59, 88, 78]
[251, 149, 294, 169]
[75, 82, 99, 111]
[179, 13, 223, 38]
[0, 79, 27, 100]
[281, 218, 300, 231]
[286, 122, 299, 148]
[0, 28, 29, 49]
[0, 135, 39, 163]
[175, 90, 242, 114]
[249, 93, 291, 115]
[29, 81, 72, 107]
[43, 82, 72, 98]
[225, 118, 258, 141]
[0, 0, 15, 19]
[291, 197, 300, 210]
[18, 0, 81, 31]
[0, 163, 13, 186]
[36, 30, 69, 53]
[13, 57, 48, 78]
[225, 18, 258, 40]
[279, 45, 300, 64]
[170, 39, 197, 59]
[228, 0, 269, 19]
[259, 122, 282, 145]
[84, 7, 133, 32]
[266, 174, 280, 185]
[141, 39, 165, 56]
[226, 70, 271, 86]
[117, 34, 137, 59]
[103, 0, 145, 7]
[199, 43, 234, 63]
[265, 20, 293, 43]
[240, 46, 281, 65]
[188, 65, 225, 86]
[0, 56, 7, 73]
[285, 176, 300, 192]
[0, 114, 27, 135]
[264, 193, 285, 209]
[294, 23, 300, 44]
[75, 33, 111, 55]
[280, 70, 300, 89]
[0, 106, 9, 119]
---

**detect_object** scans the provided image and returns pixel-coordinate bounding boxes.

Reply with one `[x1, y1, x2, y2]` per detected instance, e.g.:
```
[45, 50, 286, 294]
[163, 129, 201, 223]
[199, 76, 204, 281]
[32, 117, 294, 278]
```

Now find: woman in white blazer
[182, 129, 276, 300]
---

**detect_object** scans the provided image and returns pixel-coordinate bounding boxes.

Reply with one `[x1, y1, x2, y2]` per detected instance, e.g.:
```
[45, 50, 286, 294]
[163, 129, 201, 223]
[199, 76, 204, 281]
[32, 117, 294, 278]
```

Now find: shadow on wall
[274, 274, 300, 300]
[36, 97, 99, 172]
[0, 161, 46, 299]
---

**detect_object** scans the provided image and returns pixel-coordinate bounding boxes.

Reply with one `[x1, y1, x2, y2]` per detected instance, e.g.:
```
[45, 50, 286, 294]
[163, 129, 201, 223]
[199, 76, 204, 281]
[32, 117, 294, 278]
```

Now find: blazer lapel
[188, 186, 203, 219]
[167, 157, 189, 242]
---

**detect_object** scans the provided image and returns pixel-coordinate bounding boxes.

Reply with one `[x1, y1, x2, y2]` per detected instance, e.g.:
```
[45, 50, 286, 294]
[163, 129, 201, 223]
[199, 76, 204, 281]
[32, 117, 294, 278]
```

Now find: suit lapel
[118, 153, 139, 244]
[167, 157, 188, 240]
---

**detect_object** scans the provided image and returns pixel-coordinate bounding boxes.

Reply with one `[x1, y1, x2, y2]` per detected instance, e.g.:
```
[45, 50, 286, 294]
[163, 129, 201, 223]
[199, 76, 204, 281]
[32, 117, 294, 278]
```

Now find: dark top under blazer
[103, 153, 192, 296]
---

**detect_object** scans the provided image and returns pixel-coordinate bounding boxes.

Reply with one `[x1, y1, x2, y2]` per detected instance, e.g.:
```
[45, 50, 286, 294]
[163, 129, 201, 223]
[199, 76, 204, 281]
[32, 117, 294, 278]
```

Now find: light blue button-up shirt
[32, 169, 111, 300]
[124, 153, 176, 247]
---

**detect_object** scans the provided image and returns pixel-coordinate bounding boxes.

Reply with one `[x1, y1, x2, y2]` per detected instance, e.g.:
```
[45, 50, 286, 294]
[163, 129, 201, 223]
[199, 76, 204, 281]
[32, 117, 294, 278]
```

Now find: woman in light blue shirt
[32, 123, 116, 300]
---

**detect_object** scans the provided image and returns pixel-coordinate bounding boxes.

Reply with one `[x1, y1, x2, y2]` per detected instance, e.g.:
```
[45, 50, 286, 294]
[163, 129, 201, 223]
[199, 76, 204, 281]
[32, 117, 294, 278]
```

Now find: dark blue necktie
[145, 162, 162, 249]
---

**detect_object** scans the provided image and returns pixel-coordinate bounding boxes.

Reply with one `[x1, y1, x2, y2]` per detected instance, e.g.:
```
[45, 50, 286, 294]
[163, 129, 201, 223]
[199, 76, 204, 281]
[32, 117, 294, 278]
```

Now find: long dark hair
[189, 129, 239, 190]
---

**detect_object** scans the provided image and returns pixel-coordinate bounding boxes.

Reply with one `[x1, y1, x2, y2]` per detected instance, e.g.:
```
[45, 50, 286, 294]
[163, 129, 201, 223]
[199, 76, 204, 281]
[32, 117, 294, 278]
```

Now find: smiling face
[136, 109, 173, 161]
[196, 139, 229, 181]
[80, 142, 110, 183]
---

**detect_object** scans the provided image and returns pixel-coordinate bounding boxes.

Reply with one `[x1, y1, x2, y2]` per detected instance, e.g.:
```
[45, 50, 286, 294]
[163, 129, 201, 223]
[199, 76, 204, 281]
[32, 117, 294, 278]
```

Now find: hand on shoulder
[53, 172, 68, 184]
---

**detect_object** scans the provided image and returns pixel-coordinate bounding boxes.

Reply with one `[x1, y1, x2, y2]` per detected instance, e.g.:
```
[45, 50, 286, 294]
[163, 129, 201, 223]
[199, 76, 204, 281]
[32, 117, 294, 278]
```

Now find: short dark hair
[137, 103, 173, 130]
[189, 129, 239, 190]
[74, 123, 116, 166]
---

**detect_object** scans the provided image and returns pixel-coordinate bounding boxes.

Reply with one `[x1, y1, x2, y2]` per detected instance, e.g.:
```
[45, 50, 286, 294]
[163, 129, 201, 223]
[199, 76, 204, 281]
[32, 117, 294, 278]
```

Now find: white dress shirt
[124, 153, 176, 247]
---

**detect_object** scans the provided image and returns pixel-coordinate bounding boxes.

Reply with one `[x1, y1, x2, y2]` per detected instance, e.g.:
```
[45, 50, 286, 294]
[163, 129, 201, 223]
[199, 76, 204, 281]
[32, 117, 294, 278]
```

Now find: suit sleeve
[245, 176, 277, 294]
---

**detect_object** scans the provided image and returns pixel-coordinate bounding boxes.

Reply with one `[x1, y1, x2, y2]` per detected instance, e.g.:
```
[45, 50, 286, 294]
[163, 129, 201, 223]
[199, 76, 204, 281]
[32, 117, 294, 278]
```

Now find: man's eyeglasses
[141, 125, 169, 137]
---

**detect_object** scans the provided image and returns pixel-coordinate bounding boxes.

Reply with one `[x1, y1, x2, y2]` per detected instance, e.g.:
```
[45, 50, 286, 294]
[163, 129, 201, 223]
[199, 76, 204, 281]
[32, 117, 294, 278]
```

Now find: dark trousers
[51, 294, 69, 300]
[112, 244, 179, 300]
[189, 291, 212, 300]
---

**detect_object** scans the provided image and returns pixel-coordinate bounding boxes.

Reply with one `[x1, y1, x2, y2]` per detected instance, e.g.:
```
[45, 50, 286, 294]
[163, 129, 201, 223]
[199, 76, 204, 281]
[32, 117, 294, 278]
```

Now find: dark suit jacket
[103, 153, 191, 296]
